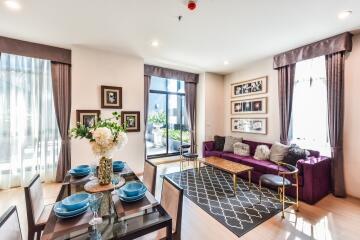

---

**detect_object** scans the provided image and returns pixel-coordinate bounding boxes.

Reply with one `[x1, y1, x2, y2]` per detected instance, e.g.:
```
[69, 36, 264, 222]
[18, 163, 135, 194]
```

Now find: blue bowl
[54, 201, 89, 217]
[121, 181, 145, 197]
[117, 188, 146, 202]
[61, 193, 90, 211]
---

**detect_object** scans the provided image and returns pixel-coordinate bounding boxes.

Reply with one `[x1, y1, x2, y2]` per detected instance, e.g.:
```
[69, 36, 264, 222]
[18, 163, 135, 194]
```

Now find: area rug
[164, 166, 290, 237]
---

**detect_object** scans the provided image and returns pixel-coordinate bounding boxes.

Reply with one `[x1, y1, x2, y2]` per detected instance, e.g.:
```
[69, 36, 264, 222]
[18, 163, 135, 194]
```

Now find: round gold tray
[84, 177, 126, 193]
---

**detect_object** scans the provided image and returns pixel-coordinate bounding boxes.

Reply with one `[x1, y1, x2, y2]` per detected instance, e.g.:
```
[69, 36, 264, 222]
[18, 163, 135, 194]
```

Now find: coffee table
[199, 156, 254, 195]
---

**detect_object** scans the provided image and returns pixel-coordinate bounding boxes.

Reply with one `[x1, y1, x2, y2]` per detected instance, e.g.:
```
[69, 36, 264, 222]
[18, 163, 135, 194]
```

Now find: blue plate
[62, 193, 90, 211]
[117, 188, 146, 202]
[54, 201, 89, 217]
[55, 208, 88, 219]
[69, 169, 90, 177]
[122, 181, 145, 197]
[113, 166, 124, 172]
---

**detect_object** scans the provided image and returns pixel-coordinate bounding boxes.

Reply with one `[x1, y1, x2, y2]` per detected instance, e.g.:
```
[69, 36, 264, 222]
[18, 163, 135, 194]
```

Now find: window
[0, 53, 61, 189]
[146, 76, 189, 158]
[290, 56, 330, 156]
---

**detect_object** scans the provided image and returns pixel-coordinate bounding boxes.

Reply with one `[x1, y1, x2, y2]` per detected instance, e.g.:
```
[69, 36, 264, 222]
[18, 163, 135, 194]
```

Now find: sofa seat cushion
[204, 151, 223, 157]
[221, 153, 274, 173]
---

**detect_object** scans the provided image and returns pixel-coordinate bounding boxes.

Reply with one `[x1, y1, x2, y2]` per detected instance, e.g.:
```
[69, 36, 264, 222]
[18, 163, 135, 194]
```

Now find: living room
[0, 1, 360, 240]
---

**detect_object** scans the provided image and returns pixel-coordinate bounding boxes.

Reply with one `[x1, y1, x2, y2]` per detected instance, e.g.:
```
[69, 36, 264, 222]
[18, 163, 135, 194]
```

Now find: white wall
[344, 34, 360, 198]
[71, 46, 145, 174]
[196, 73, 225, 155]
[224, 58, 280, 143]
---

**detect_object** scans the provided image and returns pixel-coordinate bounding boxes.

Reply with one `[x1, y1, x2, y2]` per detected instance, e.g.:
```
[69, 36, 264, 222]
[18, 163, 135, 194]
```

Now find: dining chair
[137, 176, 183, 240]
[24, 174, 54, 240]
[259, 162, 299, 219]
[143, 160, 157, 195]
[0, 206, 22, 240]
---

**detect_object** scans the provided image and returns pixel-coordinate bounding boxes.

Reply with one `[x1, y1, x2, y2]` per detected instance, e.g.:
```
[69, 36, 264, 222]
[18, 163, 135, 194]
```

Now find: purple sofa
[203, 140, 331, 204]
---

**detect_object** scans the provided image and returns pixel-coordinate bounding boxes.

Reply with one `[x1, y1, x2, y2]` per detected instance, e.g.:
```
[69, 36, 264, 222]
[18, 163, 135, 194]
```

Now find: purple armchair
[203, 140, 331, 204]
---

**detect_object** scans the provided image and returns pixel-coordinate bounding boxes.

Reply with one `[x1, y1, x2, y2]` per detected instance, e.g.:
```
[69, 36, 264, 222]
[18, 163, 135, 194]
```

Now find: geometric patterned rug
[165, 166, 290, 237]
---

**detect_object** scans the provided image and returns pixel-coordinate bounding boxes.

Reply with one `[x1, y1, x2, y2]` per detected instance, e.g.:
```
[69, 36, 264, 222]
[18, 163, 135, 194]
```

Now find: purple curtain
[51, 62, 72, 182]
[326, 52, 346, 197]
[278, 64, 296, 145]
[185, 82, 197, 153]
[144, 75, 151, 159]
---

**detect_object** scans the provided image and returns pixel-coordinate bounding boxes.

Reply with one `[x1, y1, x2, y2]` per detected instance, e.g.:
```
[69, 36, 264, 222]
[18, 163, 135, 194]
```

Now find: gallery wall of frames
[230, 76, 268, 135]
[76, 85, 141, 132]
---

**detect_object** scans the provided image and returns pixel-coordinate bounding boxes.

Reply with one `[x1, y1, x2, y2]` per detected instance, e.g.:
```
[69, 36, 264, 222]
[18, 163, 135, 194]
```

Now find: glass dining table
[41, 164, 172, 240]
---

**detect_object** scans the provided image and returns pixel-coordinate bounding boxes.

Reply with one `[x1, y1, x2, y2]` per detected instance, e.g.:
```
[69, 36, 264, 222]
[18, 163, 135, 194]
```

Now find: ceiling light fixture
[4, 0, 21, 10]
[151, 40, 159, 47]
[224, 60, 229, 65]
[338, 10, 352, 19]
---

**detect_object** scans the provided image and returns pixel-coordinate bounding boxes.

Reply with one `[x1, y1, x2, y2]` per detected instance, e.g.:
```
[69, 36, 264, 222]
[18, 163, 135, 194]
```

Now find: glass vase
[98, 156, 112, 185]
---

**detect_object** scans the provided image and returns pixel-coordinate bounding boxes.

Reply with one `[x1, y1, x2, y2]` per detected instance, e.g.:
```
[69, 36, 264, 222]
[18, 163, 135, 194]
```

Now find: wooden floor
[1, 161, 360, 240]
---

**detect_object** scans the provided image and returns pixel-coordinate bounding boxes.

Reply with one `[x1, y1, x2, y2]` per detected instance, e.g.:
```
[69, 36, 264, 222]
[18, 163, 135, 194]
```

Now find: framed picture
[231, 76, 267, 98]
[121, 111, 140, 132]
[231, 118, 267, 134]
[76, 110, 100, 128]
[231, 97, 267, 114]
[101, 85, 122, 109]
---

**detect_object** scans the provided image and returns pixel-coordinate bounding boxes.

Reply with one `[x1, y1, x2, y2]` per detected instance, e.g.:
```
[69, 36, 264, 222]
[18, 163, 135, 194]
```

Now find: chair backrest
[0, 206, 22, 240]
[143, 160, 157, 195]
[24, 174, 44, 228]
[161, 176, 183, 240]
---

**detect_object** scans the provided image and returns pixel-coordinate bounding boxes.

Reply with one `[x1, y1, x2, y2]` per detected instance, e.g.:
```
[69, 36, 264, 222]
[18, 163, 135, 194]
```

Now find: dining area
[0, 160, 183, 240]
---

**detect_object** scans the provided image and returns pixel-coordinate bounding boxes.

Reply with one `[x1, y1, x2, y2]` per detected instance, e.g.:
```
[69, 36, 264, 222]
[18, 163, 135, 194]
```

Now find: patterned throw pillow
[214, 135, 225, 151]
[283, 144, 310, 166]
[254, 145, 271, 160]
[234, 142, 250, 156]
[269, 142, 290, 163]
[223, 136, 243, 152]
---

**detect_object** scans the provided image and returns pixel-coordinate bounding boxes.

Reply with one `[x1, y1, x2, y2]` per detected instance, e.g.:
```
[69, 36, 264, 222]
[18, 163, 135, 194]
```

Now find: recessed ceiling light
[151, 40, 159, 47]
[224, 60, 229, 65]
[338, 10, 352, 19]
[4, 0, 21, 10]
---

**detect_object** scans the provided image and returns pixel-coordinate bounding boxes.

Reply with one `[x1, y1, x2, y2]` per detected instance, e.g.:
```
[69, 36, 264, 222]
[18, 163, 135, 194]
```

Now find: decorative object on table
[269, 142, 290, 163]
[213, 135, 226, 151]
[117, 181, 147, 202]
[233, 142, 250, 156]
[76, 110, 100, 128]
[113, 161, 125, 172]
[84, 177, 126, 193]
[231, 97, 267, 115]
[231, 76, 267, 98]
[101, 85, 122, 109]
[89, 193, 104, 225]
[231, 118, 267, 134]
[254, 145, 271, 160]
[71, 111, 128, 185]
[223, 136, 243, 152]
[121, 111, 140, 132]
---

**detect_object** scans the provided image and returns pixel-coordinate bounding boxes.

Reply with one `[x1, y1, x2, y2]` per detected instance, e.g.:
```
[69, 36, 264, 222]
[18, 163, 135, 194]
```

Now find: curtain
[278, 64, 296, 145]
[51, 62, 71, 182]
[325, 52, 346, 197]
[144, 75, 151, 159]
[185, 82, 197, 153]
[144, 64, 198, 83]
[0, 53, 61, 189]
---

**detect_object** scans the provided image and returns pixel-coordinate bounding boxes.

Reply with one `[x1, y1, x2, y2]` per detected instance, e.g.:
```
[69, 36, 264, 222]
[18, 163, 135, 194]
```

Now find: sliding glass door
[146, 77, 189, 158]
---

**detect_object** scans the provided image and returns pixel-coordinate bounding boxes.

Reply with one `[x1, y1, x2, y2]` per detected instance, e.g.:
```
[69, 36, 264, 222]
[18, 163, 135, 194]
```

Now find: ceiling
[0, 0, 359, 74]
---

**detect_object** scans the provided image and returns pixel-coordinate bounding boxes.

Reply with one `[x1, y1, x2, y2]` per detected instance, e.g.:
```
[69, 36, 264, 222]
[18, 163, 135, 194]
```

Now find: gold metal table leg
[233, 174, 237, 195]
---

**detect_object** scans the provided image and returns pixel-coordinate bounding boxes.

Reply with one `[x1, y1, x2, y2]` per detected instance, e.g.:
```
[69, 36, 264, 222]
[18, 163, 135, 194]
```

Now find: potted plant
[148, 111, 166, 147]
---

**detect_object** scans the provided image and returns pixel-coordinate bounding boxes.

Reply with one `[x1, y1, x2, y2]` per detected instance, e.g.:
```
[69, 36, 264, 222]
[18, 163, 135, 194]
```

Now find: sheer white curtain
[0, 53, 61, 189]
[290, 56, 331, 156]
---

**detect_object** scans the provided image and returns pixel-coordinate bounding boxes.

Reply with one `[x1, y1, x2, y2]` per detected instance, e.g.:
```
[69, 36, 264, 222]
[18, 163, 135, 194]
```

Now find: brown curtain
[326, 52, 346, 197]
[144, 75, 151, 159]
[51, 62, 72, 182]
[185, 82, 197, 153]
[278, 64, 296, 145]
[144, 64, 198, 83]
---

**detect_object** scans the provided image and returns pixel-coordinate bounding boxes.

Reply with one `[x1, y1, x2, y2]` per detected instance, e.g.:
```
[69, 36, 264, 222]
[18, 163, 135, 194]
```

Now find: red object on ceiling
[188, 1, 196, 11]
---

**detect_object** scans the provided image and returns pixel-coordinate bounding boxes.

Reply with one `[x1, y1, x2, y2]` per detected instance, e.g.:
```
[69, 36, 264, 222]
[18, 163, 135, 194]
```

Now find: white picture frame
[231, 76, 268, 98]
[231, 118, 267, 135]
[231, 97, 267, 115]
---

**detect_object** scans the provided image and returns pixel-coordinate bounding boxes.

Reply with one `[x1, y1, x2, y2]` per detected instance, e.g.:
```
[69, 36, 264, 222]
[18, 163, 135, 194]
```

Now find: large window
[0, 53, 61, 189]
[290, 56, 330, 156]
[146, 76, 189, 158]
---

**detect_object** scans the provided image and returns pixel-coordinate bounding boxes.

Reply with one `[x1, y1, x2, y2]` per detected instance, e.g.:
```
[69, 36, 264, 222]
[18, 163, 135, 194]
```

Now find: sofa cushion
[221, 153, 274, 173]
[254, 145, 271, 160]
[283, 145, 309, 166]
[270, 142, 289, 163]
[233, 142, 250, 156]
[242, 140, 272, 156]
[214, 135, 225, 151]
[223, 136, 243, 152]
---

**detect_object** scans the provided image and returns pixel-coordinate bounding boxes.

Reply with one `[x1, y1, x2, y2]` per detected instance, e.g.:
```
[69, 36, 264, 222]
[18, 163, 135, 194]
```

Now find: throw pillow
[254, 145, 271, 160]
[223, 136, 243, 152]
[283, 144, 308, 166]
[214, 135, 225, 151]
[234, 142, 250, 156]
[269, 142, 290, 163]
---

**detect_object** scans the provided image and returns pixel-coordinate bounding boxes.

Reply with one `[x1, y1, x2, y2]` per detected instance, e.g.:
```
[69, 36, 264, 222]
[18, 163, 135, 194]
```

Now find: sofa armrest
[203, 141, 215, 155]
[297, 156, 331, 204]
